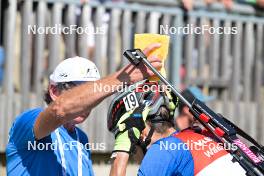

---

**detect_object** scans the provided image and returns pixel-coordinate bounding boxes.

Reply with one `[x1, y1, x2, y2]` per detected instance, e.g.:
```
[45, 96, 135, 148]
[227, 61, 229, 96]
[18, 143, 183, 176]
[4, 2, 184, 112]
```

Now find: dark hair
[178, 89, 195, 113]
[43, 82, 78, 105]
[147, 106, 174, 134]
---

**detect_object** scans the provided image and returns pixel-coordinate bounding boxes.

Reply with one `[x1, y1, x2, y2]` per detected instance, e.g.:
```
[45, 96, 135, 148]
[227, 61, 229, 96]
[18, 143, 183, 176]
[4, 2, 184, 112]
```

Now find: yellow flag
[134, 33, 170, 81]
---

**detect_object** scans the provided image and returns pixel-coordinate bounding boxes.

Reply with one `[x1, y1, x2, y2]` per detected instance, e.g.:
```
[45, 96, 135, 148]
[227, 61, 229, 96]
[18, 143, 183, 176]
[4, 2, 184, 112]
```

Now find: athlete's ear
[182, 106, 195, 122]
[49, 84, 60, 101]
[182, 106, 190, 114]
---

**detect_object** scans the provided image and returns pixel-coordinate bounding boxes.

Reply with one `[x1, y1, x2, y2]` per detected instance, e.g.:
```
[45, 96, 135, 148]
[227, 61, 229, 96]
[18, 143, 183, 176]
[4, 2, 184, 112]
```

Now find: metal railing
[0, 0, 263, 152]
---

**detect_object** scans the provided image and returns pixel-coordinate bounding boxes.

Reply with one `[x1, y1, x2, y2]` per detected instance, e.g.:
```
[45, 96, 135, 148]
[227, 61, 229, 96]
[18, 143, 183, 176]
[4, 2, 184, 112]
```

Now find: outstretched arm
[34, 44, 162, 140]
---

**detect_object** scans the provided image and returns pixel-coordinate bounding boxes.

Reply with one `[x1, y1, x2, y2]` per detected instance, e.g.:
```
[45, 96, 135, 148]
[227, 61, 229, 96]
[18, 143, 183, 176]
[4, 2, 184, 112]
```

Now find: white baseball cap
[49, 56, 100, 84]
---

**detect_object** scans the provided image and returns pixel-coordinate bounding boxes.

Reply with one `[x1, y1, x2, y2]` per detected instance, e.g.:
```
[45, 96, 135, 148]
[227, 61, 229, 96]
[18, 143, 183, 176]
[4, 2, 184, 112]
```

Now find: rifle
[123, 49, 264, 176]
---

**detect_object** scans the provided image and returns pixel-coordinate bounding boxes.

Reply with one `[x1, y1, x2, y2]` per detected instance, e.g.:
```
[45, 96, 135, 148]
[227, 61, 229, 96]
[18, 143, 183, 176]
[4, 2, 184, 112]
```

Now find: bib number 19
[123, 92, 139, 111]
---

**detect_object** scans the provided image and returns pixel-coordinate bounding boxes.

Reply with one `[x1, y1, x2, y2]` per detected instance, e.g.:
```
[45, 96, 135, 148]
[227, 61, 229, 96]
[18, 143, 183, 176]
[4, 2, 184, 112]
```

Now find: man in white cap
[5, 44, 162, 176]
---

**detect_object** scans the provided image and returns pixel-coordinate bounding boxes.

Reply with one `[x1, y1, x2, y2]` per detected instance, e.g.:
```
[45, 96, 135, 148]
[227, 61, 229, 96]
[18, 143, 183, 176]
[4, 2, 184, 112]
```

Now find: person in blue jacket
[6, 43, 162, 176]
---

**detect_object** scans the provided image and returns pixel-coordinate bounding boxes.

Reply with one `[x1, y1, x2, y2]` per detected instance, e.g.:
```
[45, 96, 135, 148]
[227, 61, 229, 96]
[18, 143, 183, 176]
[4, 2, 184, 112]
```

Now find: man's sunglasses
[56, 81, 86, 91]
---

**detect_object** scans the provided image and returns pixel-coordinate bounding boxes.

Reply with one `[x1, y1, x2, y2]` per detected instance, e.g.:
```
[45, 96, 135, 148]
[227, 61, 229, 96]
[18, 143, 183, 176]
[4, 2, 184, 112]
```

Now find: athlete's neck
[151, 127, 176, 144]
[63, 123, 76, 133]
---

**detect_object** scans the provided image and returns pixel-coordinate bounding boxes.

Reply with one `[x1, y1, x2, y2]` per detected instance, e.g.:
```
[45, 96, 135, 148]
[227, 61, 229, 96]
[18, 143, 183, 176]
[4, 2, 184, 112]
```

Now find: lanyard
[55, 128, 82, 176]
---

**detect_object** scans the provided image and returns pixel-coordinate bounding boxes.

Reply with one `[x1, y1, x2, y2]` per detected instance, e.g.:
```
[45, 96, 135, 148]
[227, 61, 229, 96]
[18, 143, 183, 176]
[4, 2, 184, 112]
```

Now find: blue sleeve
[138, 138, 194, 176]
[8, 108, 43, 150]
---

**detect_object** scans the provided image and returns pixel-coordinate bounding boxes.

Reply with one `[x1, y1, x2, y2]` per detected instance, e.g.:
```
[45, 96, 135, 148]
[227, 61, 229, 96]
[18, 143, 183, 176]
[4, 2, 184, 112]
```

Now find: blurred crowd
[83, 0, 264, 10]
[181, 0, 264, 11]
